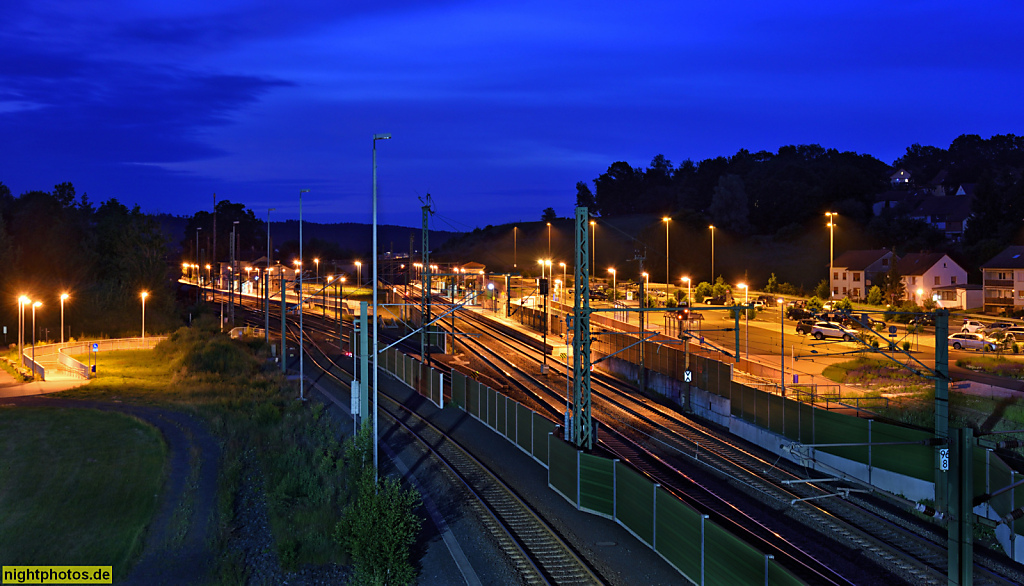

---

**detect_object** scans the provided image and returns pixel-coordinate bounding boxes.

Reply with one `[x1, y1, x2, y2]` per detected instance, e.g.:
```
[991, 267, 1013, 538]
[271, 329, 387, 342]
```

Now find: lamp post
[826, 212, 837, 299]
[513, 226, 518, 269]
[777, 297, 786, 396]
[590, 220, 596, 280]
[299, 188, 310, 401]
[738, 283, 748, 359]
[681, 276, 691, 306]
[709, 225, 716, 282]
[140, 291, 148, 339]
[338, 276, 346, 351]
[547, 222, 551, 259]
[31, 301, 40, 378]
[372, 131, 392, 481]
[266, 207, 275, 344]
[917, 288, 924, 305]
[559, 262, 567, 302]
[196, 227, 202, 304]
[60, 293, 69, 344]
[663, 216, 671, 292]
[355, 261, 362, 288]
[205, 265, 211, 301]
[314, 258, 320, 285]
[642, 272, 649, 309]
[608, 268, 616, 303]
[18, 295, 29, 364]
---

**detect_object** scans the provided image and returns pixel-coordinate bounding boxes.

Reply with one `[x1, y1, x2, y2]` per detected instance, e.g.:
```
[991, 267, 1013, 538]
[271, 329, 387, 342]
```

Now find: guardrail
[21, 337, 167, 380]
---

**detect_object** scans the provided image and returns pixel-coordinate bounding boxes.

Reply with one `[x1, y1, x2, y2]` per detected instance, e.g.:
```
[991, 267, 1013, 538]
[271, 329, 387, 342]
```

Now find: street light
[513, 226, 518, 269]
[778, 297, 786, 396]
[31, 301, 41, 378]
[266, 207, 276, 344]
[372, 131, 392, 481]
[60, 293, 69, 344]
[299, 188, 310, 401]
[559, 262, 567, 302]
[738, 283, 748, 359]
[314, 257, 320, 284]
[590, 220, 596, 280]
[547, 222, 551, 259]
[17, 295, 29, 365]
[709, 225, 716, 282]
[641, 272, 649, 309]
[608, 268, 616, 302]
[140, 291, 148, 339]
[355, 261, 362, 288]
[826, 212, 837, 299]
[196, 227, 202, 304]
[663, 216, 671, 292]
[681, 276, 691, 306]
[917, 288, 924, 304]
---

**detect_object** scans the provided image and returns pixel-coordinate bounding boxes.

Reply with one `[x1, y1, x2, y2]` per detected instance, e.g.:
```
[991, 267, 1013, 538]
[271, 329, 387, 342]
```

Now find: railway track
[230, 296, 605, 585]
[449, 304, 1024, 585]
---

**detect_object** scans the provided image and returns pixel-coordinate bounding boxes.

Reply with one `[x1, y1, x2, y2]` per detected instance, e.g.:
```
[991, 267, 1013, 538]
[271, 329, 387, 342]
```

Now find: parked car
[752, 299, 766, 309]
[811, 321, 859, 341]
[786, 306, 814, 320]
[589, 289, 608, 300]
[908, 315, 935, 327]
[702, 295, 727, 305]
[986, 321, 1014, 332]
[948, 333, 997, 351]
[962, 320, 987, 334]
[795, 319, 816, 335]
[1001, 327, 1024, 343]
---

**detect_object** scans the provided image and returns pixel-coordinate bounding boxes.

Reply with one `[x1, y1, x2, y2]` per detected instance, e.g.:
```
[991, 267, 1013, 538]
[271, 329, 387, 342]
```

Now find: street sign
[888, 325, 898, 335]
[92, 343, 99, 351]
[939, 448, 949, 471]
[683, 370, 692, 383]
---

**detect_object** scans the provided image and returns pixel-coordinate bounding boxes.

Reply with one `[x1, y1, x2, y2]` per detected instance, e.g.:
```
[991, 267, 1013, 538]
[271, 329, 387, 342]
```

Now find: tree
[694, 281, 713, 301]
[866, 285, 884, 305]
[764, 273, 779, 294]
[814, 279, 830, 299]
[574, 181, 595, 211]
[709, 174, 750, 233]
[712, 276, 731, 299]
[834, 297, 853, 311]
[540, 207, 557, 222]
[882, 264, 906, 305]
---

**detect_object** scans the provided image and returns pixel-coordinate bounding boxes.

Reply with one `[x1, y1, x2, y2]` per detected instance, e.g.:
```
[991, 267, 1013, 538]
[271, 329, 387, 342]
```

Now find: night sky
[2, 1, 1022, 229]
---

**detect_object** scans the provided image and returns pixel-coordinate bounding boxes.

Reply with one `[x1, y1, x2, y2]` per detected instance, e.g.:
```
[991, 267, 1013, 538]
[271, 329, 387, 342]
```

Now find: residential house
[930, 284, 983, 310]
[890, 168, 912, 186]
[830, 250, 896, 300]
[895, 252, 967, 305]
[980, 245, 1024, 315]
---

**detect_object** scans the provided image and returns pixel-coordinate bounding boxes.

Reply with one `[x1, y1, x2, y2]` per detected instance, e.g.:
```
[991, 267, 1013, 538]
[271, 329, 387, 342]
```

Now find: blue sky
[2, 1, 1022, 228]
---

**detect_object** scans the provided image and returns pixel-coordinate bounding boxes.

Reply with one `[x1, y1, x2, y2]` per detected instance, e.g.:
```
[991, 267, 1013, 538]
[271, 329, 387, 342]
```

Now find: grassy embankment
[57, 318, 355, 580]
[0, 408, 165, 578]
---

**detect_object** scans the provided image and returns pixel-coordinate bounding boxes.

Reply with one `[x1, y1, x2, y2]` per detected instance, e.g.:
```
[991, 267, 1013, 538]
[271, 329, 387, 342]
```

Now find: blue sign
[92, 343, 99, 351]
[888, 325, 898, 335]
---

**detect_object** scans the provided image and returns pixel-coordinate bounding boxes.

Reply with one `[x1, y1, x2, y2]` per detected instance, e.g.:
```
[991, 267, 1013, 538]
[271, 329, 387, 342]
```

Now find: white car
[811, 321, 858, 341]
[1001, 327, 1024, 343]
[948, 333, 996, 351]
[961, 320, 987, 334]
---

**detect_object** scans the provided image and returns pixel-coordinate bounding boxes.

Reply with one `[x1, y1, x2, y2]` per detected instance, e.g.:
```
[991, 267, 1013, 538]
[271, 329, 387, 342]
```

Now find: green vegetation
[0, 408, 165, 578]
[60, 319, 421, 580]
[955, 356, 1024, 379]
[821, 357, 932, 393]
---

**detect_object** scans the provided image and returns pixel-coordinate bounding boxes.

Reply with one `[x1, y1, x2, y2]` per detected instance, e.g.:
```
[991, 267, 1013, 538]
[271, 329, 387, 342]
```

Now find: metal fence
[28, 337, 168, 380]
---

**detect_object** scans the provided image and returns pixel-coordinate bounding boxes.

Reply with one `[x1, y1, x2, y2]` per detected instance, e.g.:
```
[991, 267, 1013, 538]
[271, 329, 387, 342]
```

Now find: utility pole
[212, 193, 217, 291]
[571, 206, 593, 449]
[420, 194, 434, 366]
[280, 270, 286, 373]
[633, 249, 647, 391]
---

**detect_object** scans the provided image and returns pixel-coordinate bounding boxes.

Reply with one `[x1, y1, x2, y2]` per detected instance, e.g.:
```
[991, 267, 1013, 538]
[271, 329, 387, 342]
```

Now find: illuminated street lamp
[355, 261, 362, 287]
[826, 212, 837, 299]
[182, 262, 190, 281]
[709, 225, 716, 282]
[608, 268, 616, 301]
[778, 297, 786, 396]
[663, 216, 671, 291]
[31, 301, 41, 378]
[18, 295, 29, 365]
[372, 131, 392, 480]
[314, 258, 320, 284]
[681, 276, 691, 306]
[590, 220, 596, 280]
[140, 291, 148, 339]
[641, 272, 649, 309]
[513, 226, 518, 269]
[559, 261, 567, 298]
[547, 222, 552, 259]
[917, 288, 924, 304]
[60, 293, 69, 344]
[738, 283, 749, 359]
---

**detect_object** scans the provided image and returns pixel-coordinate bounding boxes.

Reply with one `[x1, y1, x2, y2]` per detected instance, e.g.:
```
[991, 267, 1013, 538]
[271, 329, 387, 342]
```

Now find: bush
[335, 428, 421, 585]
[814, 279, 830, 299]
[666, 297, 677, 308]
[902, 341, 911, 352]
[866, 285, 884, 305]
[694, 281, 713, 301]
[807, 296, 824, 312]
[834, 297, 853, 312]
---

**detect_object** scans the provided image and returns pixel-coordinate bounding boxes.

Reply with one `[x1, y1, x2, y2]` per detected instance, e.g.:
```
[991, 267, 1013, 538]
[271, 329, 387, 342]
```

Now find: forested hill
[575, 134, 1024, 244]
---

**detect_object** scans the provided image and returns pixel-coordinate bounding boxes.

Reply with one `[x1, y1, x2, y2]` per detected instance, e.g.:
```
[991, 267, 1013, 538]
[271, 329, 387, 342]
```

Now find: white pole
[299, 189, 309, 401]
[372, 132, 391, 482]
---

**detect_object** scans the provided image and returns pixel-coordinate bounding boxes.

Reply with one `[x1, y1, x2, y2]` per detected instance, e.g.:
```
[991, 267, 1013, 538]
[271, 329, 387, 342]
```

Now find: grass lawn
[0, 408, 165, 578]
[821, 356, 932, 393]
[955, 355, 1024, 379]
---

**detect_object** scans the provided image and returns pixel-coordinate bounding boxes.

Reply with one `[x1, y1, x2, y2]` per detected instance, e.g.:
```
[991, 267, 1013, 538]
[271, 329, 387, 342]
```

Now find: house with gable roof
[895, 252, 967, 306]
[981, 245, 1024, 315]
[830, 249, 896, 300]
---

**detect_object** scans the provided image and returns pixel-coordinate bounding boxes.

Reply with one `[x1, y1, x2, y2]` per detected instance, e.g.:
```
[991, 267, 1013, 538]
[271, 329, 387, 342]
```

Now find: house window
[940, 291, 957, 301]
[842, 287, 847, 294]
[934, 276, 941, 285]
[882, 258, 889, 266]
[951, 276, 957, 285]
[842, 272, 847, 280]
[833, 287, 838, 295]
[833, 272, 838, 280]
[853, 273, 861, 282]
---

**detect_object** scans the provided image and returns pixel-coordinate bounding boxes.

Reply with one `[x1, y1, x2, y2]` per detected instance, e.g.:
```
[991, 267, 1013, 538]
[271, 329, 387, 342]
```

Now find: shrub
[694, 281, 713, 301]
[902, 341, 911, 352]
